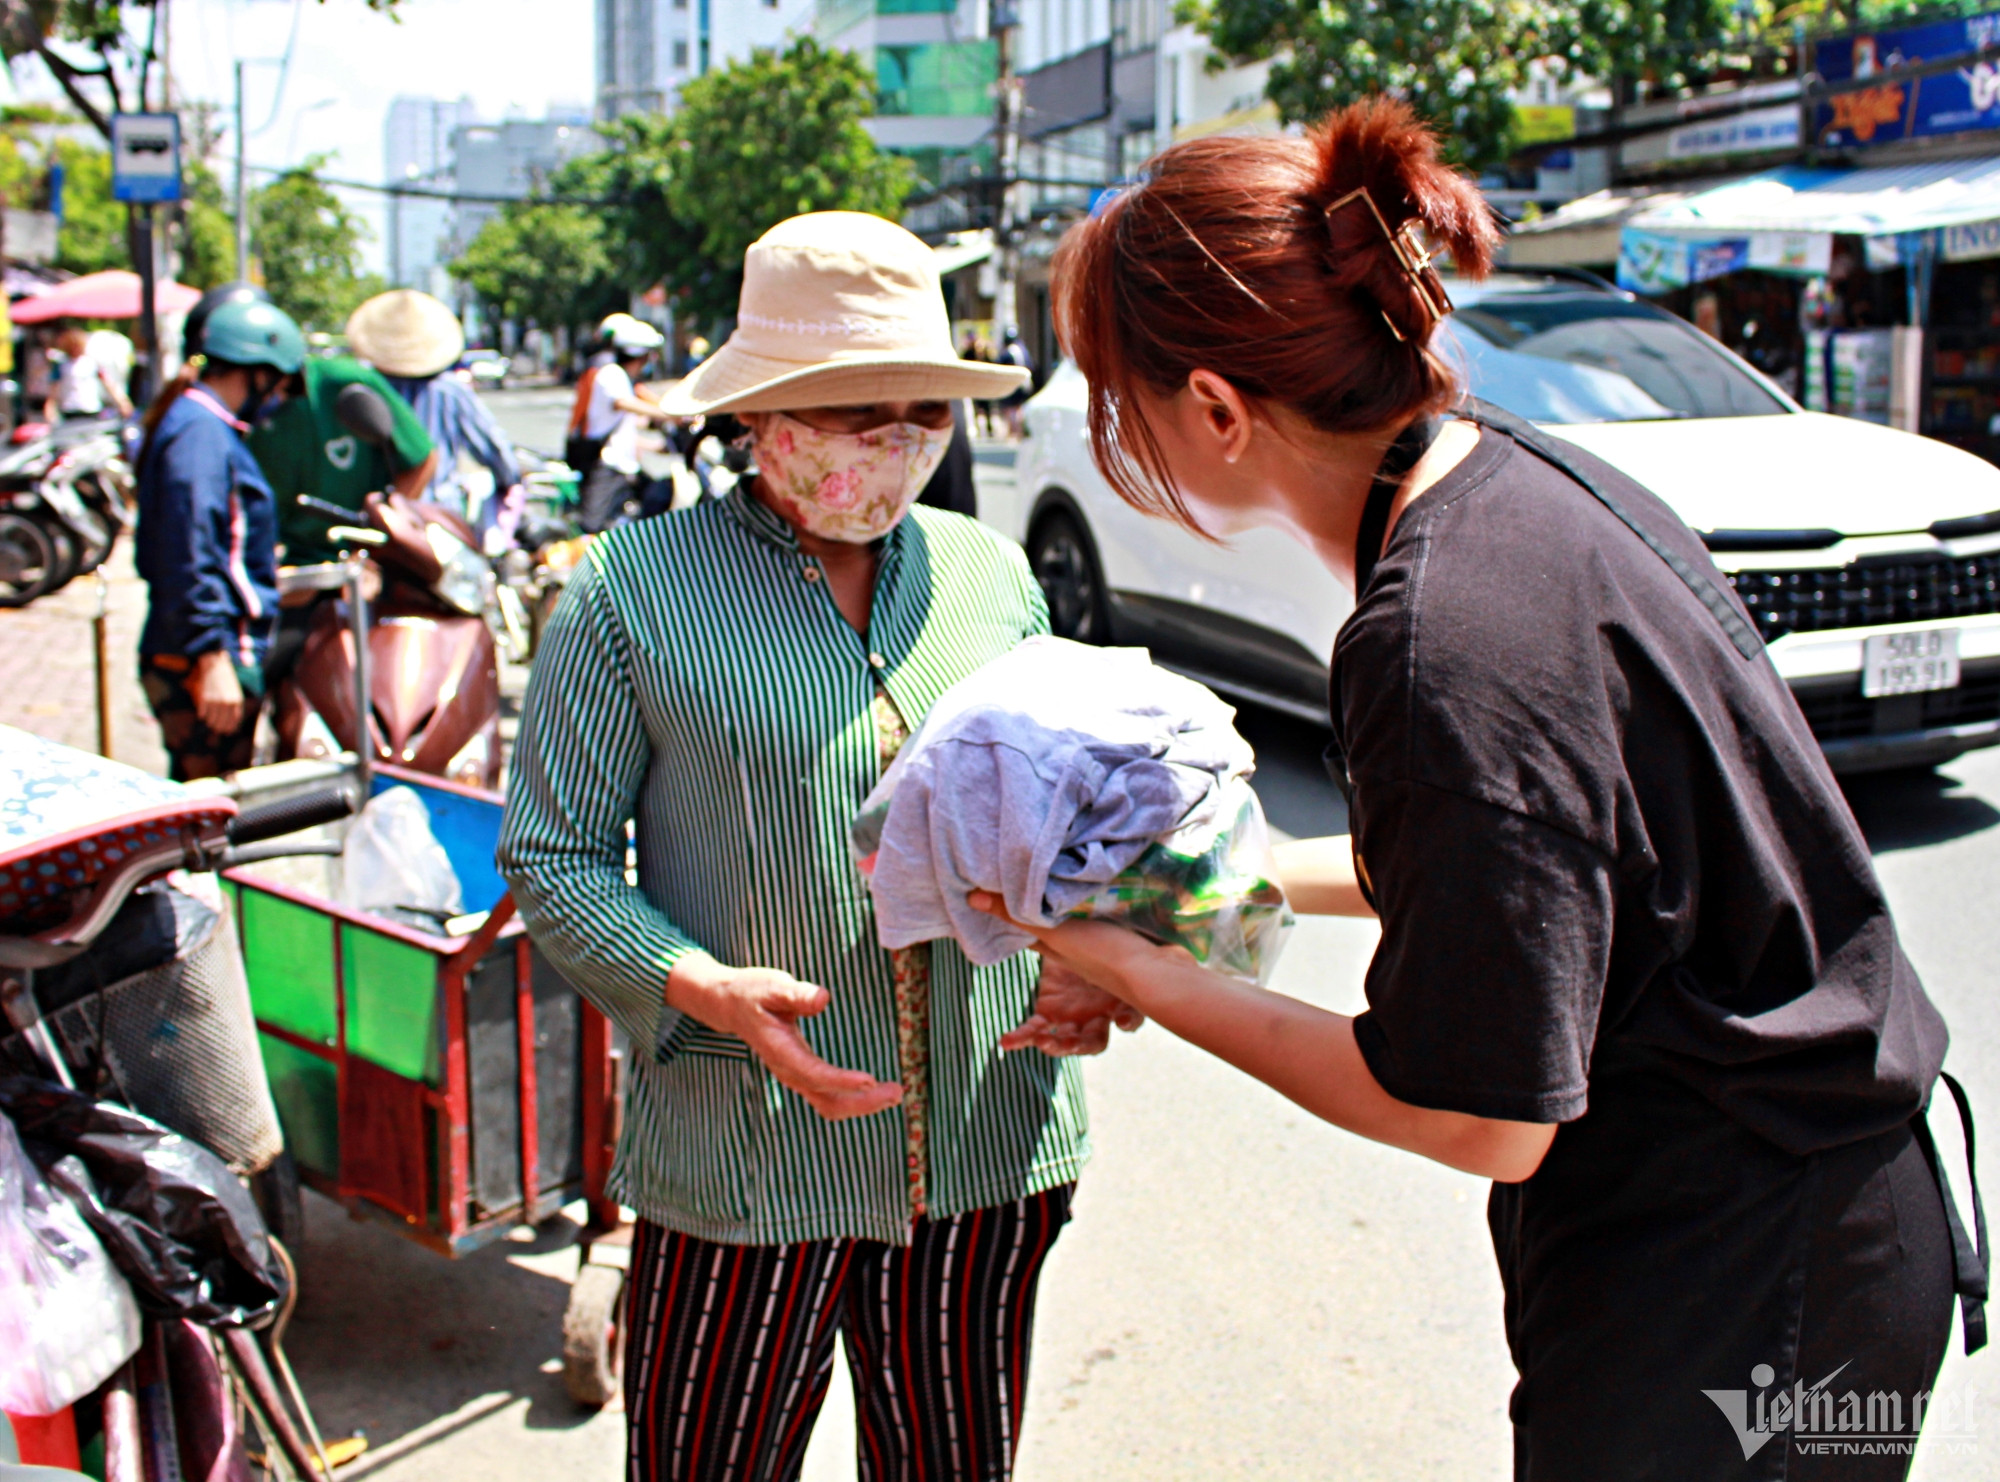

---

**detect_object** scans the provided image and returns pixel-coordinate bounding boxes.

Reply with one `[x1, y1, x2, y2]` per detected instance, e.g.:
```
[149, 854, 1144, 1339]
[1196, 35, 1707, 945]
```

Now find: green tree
[1182, 0, 1559, 170]
[50, 136, 123, 274]
[251, 157, 380, 332]
[465, 38, 914, 337]
[548, 113, 712, 321]
[663, 35, 914, 321]
[177, 156, 236, 287]
[1184, 0, 2000, 170]
[452, 200, 617, 334]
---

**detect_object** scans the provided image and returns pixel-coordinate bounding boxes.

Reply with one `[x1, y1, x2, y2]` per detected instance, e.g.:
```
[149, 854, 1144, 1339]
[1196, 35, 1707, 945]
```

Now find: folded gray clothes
[853, 635, 1255, 964]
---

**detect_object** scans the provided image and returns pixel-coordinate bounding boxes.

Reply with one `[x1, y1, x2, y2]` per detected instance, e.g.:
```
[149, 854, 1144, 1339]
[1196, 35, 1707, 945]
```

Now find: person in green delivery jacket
[191, 283, 441, 691]
[250, 353, 439, 566]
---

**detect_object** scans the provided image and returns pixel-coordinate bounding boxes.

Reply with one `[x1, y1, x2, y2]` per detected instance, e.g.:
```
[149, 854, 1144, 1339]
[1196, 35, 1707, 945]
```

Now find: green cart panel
[342, 924, 442, 1085]
[259, 1032, 339, 1178]
[239, 888, 338, 1043]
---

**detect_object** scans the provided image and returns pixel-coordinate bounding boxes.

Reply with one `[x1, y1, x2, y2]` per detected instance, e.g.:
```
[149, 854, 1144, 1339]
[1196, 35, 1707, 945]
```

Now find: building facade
[383, 95, 480, 295]
[597, 0, 817, 120]
[444, 110, 600, 264]
[1004, 0, 1273, 369]
[814, 0, 999, 202]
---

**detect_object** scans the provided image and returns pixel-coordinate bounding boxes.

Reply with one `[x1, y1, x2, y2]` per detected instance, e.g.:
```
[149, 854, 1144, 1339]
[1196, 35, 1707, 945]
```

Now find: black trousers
[1497, 1073, 1958, 1481]
[622, 1186, 1072, 1482]
[580, 463, 639, 534]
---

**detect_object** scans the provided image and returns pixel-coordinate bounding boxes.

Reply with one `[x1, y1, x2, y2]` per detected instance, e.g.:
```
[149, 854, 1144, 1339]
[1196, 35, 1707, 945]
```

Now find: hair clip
[1324, 187, 1454, 342]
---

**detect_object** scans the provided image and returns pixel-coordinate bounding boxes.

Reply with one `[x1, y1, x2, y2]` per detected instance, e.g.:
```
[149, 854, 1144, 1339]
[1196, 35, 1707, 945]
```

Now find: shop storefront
[1618, 156, 2000, 458]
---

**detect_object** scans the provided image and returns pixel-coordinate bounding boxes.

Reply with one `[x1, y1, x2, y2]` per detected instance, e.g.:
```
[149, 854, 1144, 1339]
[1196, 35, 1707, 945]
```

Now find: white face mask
[753, 412, 952, 543]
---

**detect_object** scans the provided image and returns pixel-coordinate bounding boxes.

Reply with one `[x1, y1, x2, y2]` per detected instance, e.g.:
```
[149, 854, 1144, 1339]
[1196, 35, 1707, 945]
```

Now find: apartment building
[597, 0, 818, 120]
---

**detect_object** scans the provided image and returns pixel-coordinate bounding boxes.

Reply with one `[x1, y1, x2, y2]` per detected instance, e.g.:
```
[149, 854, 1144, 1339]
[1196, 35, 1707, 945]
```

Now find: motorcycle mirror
[334, 382, 398, 449]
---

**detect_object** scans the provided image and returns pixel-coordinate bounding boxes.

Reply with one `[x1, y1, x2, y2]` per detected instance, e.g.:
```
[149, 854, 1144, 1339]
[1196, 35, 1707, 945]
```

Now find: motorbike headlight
[295, 704, 343, 761]
[447, 728, 491, 788]
[425, 525, 495, 616]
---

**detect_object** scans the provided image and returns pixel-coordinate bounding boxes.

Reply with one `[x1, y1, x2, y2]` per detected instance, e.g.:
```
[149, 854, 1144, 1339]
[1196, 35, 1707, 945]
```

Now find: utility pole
[990, 2, 1021, 341]
[134, 203, 158, 403]
[234, 60, 249, 280]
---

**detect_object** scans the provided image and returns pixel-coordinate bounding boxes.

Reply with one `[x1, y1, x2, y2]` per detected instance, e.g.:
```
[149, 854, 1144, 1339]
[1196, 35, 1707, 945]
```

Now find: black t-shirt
[1331, 421, 1947, 1158]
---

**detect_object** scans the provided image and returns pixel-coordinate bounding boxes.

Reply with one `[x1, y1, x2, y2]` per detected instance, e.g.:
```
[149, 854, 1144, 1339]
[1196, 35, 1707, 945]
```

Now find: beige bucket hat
[660, 212, 1028, 416]
[346, 289, 467, 378]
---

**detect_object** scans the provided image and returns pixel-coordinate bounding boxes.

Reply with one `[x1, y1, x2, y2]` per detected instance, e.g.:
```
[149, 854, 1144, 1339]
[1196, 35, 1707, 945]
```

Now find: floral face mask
[753, 412, 952, 544]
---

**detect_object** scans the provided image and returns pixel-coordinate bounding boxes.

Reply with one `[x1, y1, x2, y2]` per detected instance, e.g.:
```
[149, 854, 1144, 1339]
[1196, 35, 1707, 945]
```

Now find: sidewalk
[0, 543, 166, 774]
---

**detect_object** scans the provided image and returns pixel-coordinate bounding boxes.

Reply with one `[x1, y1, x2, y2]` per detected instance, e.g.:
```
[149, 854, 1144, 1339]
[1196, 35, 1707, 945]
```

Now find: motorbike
[272, 385, 505, 790]
[0, 416, 136, 609]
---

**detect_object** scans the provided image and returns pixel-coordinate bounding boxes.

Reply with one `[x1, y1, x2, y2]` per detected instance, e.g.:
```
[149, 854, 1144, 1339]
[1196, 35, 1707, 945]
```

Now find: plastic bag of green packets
[1065, 776, 1295, 984]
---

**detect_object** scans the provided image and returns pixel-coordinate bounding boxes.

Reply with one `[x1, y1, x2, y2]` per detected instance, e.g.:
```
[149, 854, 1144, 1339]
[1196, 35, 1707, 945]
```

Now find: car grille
[1726, 555, 2000, 642]
[1795, 670, 2000, 742]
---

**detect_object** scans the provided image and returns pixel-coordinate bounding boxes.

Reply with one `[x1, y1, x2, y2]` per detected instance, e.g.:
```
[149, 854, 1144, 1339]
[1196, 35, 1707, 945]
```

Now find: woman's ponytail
[139, 360, 202, 461]
[1310, 98, 1497, 343]
[1052, 97, 1499, 527]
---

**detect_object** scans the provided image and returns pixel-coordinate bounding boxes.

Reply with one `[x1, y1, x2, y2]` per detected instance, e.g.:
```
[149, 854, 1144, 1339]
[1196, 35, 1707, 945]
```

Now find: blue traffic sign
[112, 113, 182, 203]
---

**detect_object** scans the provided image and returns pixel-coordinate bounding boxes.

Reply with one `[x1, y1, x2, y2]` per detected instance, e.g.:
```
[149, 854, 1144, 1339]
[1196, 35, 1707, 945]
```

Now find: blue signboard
[111, 113, 181, 203]
[1617, 230, 1750, 295]
[1812, 12, 2000, 149]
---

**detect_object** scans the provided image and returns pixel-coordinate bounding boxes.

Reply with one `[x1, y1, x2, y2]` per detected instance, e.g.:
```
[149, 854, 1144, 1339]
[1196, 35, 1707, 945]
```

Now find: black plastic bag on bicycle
[0, 1074, 287, 1327]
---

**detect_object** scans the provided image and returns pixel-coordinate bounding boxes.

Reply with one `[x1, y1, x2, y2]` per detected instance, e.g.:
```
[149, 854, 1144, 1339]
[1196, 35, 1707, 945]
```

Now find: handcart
[223, 761, 633, 1406]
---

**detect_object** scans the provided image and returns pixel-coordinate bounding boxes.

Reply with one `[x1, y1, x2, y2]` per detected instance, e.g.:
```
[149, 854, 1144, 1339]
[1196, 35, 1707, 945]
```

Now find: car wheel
[0, 510, 60, 607]
[1029, 509, 1110, 643]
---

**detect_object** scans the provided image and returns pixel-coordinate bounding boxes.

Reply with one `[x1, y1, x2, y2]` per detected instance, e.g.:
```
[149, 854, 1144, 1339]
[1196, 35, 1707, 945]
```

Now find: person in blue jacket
[134, 299, 307, 780]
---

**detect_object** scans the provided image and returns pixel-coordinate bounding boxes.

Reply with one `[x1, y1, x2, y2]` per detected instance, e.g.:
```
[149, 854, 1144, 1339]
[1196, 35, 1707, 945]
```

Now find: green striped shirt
[497, 486, 1089, 1245]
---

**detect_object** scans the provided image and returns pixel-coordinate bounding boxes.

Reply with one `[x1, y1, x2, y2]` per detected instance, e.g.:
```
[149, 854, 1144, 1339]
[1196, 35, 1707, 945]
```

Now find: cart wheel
[563, 1263, 625, 1409]
[253, 1151, 307, 1252]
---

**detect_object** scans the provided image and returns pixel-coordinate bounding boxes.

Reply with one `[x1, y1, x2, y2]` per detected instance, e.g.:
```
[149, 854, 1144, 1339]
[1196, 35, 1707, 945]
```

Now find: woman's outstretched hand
[1000, 957, 1146, 1057]
[666, 953, 904, 1121]
[969, 891, 1193, 1017]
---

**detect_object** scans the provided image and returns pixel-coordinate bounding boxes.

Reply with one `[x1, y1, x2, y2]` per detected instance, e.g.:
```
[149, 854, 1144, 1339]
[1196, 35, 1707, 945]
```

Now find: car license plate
[1862, 628, 1960, 698]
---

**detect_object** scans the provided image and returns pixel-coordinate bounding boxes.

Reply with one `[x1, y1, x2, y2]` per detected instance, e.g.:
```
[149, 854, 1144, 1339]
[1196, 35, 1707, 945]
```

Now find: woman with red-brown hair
[981, 100, 1981, 1478]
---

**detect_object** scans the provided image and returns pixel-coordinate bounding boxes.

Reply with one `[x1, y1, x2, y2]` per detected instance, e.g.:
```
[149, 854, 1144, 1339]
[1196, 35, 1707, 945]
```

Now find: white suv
[985, 272, 2000, 773]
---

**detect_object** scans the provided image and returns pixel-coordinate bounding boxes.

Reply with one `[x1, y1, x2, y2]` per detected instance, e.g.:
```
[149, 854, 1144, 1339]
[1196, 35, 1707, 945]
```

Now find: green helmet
[201, 300, 306, 374]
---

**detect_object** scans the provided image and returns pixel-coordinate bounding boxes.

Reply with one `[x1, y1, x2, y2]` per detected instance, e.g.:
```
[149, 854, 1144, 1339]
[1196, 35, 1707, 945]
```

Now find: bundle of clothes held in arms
[851, 636, 1294, 983]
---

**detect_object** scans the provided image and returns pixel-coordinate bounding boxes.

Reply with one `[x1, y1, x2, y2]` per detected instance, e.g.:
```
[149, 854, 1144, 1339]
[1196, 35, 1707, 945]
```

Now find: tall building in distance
[445, 108, 601, 263]
[814, 0, 997, 195]
[384, 95, 480, 295]
[596, 0, 816, 121]
[381, 97, 602, 318]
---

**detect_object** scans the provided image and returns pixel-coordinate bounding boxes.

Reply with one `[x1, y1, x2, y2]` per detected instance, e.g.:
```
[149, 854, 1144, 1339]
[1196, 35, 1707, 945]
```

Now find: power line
[240, 160, 612, 206]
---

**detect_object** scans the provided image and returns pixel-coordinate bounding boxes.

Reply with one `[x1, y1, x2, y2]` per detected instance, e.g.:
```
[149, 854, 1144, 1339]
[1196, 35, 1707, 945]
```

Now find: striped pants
[623, 1186, 1073, 1482]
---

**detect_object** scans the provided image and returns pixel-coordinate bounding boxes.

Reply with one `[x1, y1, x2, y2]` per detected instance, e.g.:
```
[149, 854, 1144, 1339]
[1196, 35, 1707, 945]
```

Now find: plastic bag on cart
[0, 1110, 142, 1415]
[0, 1076, 287, 1328]
[337, 786, 464, 933]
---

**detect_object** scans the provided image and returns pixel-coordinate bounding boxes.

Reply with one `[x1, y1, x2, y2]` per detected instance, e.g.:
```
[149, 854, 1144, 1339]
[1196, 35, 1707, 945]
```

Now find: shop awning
[1619, 156, 2000, 292]
[1502, 185, 1711, 270]
[931, 230, 994, 278]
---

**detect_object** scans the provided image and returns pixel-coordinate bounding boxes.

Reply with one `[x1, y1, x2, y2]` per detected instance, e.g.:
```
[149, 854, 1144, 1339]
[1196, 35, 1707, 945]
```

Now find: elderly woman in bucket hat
[499, 212, 1121, 1482]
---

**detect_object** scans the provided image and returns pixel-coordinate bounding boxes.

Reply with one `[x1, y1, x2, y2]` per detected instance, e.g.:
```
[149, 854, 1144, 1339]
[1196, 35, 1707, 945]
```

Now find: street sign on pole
[111, 113, 183, 204]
